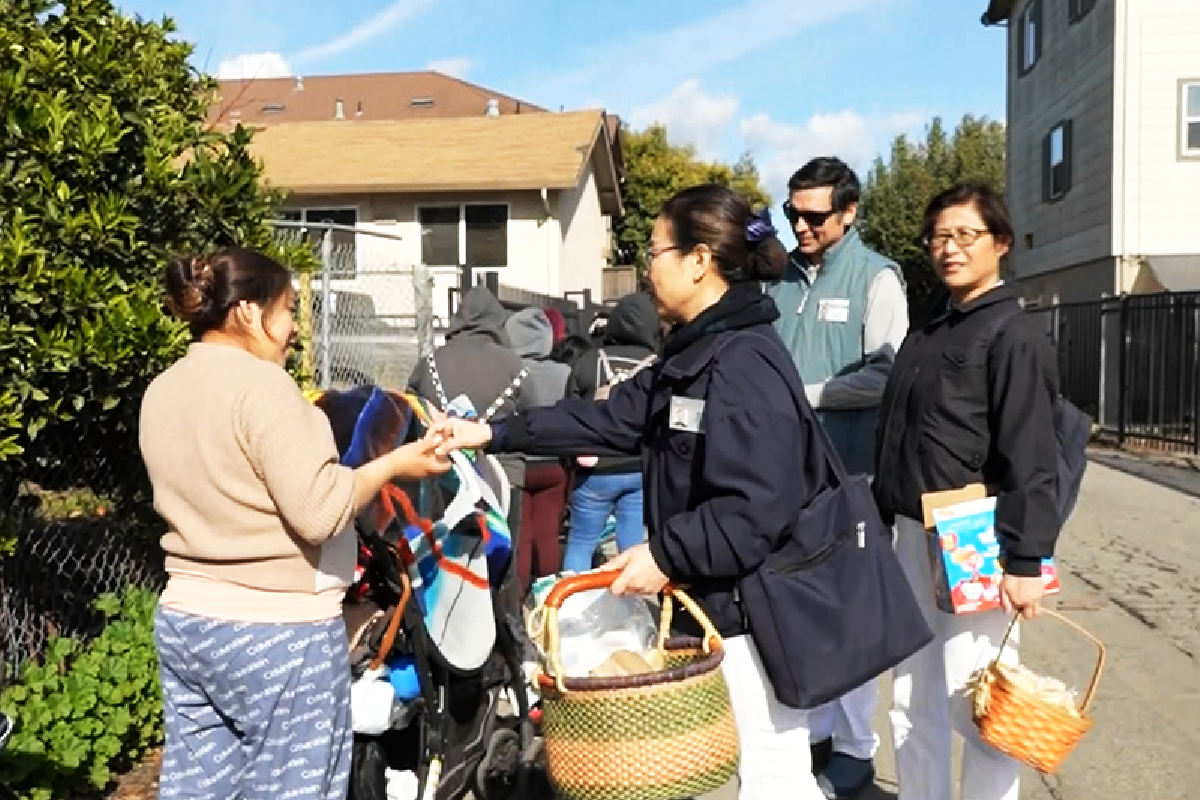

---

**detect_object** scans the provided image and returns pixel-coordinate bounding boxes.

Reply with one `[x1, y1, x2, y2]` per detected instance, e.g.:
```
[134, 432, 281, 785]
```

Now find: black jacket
[494, 283, 832, 637]
[408, 286, 528, 418]
[566, 292, 661, 475]
[873, 284, 1060, 577]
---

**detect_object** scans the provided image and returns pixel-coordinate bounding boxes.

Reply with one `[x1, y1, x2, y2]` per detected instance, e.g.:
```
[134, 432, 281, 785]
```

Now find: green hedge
[0, 588, 162, 800]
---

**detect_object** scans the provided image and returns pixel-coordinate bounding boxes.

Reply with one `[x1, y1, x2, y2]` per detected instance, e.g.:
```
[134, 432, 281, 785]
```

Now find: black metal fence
[1029, 291, 1200, 453]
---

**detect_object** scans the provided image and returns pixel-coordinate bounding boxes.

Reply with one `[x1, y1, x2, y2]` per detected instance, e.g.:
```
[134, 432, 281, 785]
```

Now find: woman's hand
[433, 417, 492, 455]
[1001, 573, 1045, 620]
[390, 430, 452, 479]
[603, 543, 669, 597]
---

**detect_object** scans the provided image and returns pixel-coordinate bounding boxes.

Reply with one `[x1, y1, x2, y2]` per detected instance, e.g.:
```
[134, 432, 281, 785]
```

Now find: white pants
[806, 677, 880, 760]
[721, 635, 825, 800]
[890, 516, 1021, 800]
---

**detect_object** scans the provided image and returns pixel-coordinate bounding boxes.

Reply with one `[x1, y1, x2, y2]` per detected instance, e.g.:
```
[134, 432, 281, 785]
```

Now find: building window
[1181, 81, 1200, 159]
[303, 208, 358, 277]
[1068, 0, 1095, 23]
[278, 208, 358, 276]
[1042, 120, 1073, 202]
[418, 204, 509, 268]
[418, 207, 460, 267]
[1019, 0, 1042, 75]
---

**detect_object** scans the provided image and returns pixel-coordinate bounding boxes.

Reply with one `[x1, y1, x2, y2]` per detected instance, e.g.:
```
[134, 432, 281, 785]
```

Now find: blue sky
[120, 0, 1006, 198]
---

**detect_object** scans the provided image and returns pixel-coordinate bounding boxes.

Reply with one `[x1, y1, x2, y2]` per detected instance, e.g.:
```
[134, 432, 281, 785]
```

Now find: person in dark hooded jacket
[561, 292, 661, 573]
[432, 185, 836, 800]
[408, 286, 529, 530]
[408, 286, 529, 418]
[505, 308, 572, 593]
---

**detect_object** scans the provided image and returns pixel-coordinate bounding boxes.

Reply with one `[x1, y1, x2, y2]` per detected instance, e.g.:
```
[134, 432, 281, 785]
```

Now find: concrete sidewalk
[703, 461, 1200, 799]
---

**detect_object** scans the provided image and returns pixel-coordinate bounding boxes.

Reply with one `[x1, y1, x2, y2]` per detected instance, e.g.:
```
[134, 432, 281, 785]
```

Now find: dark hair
[787, 157, 861, 212]
[658, 184, 788, 283]
[921, 183, 1014, 246]
[551, 334, 592, 368]
[164, 247, 293, 337]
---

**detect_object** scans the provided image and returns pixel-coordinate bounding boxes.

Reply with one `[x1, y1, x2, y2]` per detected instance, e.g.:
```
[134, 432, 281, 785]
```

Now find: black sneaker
[810, 736, 834, 775]
[816, 753, 876, 800]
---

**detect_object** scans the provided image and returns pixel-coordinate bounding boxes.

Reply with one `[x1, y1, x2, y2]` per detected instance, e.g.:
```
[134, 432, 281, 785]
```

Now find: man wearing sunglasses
[765, 156, 909, 800]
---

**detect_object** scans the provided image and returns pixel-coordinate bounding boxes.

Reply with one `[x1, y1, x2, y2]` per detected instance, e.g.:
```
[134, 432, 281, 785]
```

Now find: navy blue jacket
[494, 283, 832, 637]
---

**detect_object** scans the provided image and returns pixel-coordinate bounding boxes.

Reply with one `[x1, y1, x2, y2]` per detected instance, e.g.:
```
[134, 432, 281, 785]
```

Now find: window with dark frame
[1183, 82, 1200, 158]
[418, 204, 509, 268]
[419, 207, 461, 267]
[1069, 0, 1096, 23]
[1042, 121, 1073, 202]
[465, 204, 508, 268]
[1019, 0, 1042, 75]
[304, 208, 358, 277]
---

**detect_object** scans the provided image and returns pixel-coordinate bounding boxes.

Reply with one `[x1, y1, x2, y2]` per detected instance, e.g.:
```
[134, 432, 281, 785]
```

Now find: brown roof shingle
[210, 71, 544, 127]
[247, 110, 612, 197]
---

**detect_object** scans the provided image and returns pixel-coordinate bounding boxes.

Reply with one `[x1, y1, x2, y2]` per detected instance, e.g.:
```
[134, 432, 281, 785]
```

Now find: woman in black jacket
[873, 184, 1060, 800]
[435, 184, 834, 800]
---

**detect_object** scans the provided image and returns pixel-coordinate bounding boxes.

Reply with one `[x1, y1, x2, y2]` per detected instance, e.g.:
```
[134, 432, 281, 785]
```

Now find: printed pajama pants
[154, 607, 353, 800]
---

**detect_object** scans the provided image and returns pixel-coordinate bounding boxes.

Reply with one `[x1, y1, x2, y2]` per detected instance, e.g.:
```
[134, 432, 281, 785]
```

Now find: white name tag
[669, 396, 705, 433]
[817, 297, 851, 323]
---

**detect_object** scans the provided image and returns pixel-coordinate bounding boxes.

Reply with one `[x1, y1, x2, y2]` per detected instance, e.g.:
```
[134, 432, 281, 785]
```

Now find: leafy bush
[0, 587, 162, 800]
[0, 0, 286, 477]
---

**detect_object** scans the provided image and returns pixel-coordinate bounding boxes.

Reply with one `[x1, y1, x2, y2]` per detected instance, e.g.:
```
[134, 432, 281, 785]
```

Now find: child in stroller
[312, 386, 550, 800]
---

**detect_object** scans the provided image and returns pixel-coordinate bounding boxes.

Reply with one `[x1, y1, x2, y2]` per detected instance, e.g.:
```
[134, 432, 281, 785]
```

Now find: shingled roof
[210, 70, 545, 127]
[246, 109, 622, 214]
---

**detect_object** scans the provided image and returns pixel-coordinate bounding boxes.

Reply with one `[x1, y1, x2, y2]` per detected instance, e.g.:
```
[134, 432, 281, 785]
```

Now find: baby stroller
[312, 386, 547, 800]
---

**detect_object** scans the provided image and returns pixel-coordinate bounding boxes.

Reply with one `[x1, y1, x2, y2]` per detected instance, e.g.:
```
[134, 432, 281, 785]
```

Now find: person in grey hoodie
[408, 285, 529, 531]
[505, 308, 572, 593]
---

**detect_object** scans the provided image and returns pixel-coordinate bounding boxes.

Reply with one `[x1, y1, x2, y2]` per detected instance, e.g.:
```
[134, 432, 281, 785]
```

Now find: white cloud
[426, 56, 472, 80]
[295, 0, 436, 64]
[531, 0, 893, 108]
[630, 80, 739, 159]
[216, 52, 292, 80]
[741, 109, 925, 197]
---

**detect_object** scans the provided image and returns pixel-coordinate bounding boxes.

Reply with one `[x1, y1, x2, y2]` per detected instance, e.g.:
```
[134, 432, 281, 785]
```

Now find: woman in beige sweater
[139, 247, 449, 800]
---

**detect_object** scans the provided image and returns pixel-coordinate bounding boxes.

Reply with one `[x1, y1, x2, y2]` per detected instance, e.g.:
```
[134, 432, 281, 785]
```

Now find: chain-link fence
[271, 220, 436, 390]
[0, 414, 165, 681]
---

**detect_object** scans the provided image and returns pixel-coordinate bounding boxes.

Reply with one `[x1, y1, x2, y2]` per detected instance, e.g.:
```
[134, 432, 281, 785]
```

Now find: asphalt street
[702, 459, 1200, 800]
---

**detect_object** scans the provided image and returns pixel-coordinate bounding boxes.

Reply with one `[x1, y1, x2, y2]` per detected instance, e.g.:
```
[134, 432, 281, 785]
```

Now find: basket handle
[994, 607, 1106, 713]
[542, 571, 722, 694]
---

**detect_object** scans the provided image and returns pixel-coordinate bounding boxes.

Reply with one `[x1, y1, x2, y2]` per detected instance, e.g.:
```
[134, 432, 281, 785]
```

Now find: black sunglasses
[782, 200, 837, 229]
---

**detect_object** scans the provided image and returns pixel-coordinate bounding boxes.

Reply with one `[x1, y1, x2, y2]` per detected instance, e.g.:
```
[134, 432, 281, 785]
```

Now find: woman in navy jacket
[436, 184, 834, 799]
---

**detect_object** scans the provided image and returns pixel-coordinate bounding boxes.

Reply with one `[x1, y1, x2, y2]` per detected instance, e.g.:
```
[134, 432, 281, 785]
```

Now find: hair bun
[164, 255, 215, 323]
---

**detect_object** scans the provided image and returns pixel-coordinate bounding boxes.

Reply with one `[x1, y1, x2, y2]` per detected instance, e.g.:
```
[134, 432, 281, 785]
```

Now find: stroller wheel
[473, 728, 521, 800]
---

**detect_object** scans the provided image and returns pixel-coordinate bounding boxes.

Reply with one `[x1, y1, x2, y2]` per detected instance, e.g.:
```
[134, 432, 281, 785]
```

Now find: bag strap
[597, 349, 614, 387]
[426, 352, 526, 423]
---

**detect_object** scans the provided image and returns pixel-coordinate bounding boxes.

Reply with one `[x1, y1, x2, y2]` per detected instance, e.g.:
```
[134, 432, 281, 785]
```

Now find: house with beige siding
[983, 0, 1200, 302]
[245, 109, 622, 325]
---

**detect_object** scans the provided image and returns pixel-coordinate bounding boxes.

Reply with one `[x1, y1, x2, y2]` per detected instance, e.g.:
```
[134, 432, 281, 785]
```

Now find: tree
[615, 124, 771, 270]
[859, 114, 1006, 308]
[0, 1, 286, 494]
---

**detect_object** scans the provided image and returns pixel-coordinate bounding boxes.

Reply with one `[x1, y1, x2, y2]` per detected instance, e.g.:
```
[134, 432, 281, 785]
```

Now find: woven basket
[533, 573, 739, 800]
[972, 608, 1105, 774]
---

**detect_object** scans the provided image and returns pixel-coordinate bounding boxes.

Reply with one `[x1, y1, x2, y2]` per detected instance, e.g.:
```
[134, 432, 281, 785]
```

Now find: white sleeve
[804, 268, 909, 410]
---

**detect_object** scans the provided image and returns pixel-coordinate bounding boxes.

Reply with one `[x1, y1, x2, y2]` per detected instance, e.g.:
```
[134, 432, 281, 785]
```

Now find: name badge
[669, 396, 705, 433]
[817, 297, 851, 323]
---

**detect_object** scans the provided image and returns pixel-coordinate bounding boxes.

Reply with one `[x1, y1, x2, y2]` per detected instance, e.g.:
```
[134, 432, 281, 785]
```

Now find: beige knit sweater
[139, 342, 357, 622]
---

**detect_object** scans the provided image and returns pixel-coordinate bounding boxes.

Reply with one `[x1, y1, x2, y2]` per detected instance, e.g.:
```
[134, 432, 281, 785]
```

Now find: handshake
[387, 415, 495, 481]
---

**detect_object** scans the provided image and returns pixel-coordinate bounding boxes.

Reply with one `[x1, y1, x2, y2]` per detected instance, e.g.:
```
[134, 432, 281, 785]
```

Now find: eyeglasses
[782, 200, 837, 229]
[923, 227, 992, 250]
[643, 244, 680, 269]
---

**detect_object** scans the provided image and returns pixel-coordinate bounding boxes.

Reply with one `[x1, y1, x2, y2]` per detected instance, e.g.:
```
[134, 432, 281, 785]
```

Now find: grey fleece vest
[767, 229, 900, 475]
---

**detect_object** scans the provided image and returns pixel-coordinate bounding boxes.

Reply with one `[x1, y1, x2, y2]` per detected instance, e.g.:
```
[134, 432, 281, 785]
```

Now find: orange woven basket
[972, 608, 1105, 774]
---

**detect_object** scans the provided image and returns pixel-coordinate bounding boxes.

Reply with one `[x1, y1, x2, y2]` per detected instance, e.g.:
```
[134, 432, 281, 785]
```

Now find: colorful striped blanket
[311, 386, 513, 673]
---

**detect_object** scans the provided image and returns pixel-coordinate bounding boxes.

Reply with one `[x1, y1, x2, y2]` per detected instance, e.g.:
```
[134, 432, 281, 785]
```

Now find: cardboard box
[923, 493, 1061, 615]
